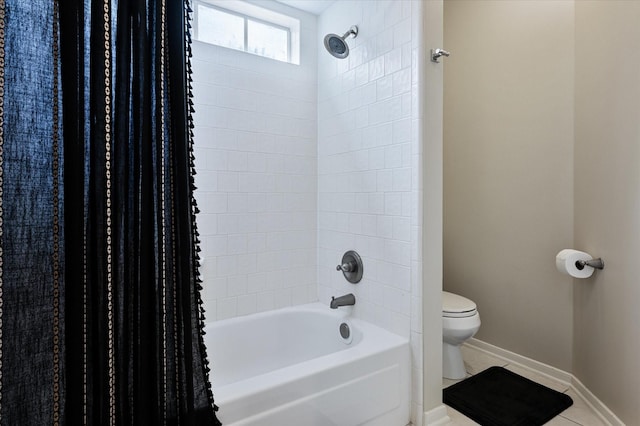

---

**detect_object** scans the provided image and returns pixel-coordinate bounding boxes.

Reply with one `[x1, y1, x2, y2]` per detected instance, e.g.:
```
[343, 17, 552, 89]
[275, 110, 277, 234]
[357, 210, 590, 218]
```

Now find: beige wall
[444, 0, 640, 421]
[574, 2, 640, 423]
[443, 0, 575, 371]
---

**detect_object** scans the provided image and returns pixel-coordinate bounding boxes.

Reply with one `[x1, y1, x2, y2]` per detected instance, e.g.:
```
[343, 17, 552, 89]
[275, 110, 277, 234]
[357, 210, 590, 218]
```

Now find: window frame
[193, 0, 293, 63]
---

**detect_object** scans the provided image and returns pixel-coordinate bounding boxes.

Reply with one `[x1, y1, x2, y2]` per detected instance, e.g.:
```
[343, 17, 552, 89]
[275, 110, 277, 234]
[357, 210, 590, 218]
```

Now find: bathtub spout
[330, 293, 356, 309]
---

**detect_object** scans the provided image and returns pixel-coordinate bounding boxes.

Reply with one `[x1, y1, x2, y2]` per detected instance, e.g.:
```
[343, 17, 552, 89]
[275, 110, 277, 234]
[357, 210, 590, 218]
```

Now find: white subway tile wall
[193, 1, 424, 424]
[318, 2, 413, 324]
[192, 4, 318, 322]
[318, 1, 423, 424]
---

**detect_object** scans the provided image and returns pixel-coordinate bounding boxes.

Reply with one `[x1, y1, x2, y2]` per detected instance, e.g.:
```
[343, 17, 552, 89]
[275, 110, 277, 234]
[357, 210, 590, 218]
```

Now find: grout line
[558, 414, 583, 426]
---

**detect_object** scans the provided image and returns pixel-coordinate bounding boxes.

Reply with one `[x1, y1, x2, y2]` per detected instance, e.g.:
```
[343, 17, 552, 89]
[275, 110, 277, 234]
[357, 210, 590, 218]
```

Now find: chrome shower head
[323, 25, 358, 59]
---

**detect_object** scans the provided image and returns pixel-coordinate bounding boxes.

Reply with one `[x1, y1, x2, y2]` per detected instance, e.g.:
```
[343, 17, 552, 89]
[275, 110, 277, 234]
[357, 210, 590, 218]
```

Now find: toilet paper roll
[555, 249, 594, 278]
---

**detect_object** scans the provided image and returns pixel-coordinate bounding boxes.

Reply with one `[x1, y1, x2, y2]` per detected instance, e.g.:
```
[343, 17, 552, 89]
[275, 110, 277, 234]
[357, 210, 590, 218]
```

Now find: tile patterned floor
[443, 345, 607, 426]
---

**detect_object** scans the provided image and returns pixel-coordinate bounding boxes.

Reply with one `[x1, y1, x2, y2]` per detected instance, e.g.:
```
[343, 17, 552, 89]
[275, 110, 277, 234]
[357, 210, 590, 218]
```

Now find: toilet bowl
[442, 291, 481, 380]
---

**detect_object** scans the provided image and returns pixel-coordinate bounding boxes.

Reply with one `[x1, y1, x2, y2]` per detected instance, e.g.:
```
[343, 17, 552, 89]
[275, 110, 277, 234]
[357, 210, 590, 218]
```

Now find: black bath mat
[443, 366, 573, 426]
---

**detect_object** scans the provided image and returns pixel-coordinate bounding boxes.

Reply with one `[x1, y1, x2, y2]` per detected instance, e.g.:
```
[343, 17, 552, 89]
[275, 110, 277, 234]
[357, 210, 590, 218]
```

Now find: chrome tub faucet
[330, 293, 356, 309]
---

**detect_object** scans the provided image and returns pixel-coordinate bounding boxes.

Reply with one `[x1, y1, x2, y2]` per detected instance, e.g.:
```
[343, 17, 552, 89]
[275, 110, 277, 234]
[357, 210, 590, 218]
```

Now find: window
[193, 1, 300, 64]
[247, 20, 288, 62]
[196, 6, 244, 51]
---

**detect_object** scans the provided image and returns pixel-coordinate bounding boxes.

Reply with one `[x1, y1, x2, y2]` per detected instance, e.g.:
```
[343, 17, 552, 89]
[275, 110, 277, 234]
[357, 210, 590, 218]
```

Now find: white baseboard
[423, 404, 450, 426]
[466, 338, 572, 385]
[465, 338, 625, 426]
[571, 375, 625, 426]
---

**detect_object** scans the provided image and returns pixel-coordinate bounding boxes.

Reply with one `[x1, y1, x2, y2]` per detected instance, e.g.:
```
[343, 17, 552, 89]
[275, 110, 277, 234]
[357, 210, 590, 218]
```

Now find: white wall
[317, 1, 424, 423]
[192, 3, 318, 321]
[443, 0, 575, 371]
[422, 0, 445, 420]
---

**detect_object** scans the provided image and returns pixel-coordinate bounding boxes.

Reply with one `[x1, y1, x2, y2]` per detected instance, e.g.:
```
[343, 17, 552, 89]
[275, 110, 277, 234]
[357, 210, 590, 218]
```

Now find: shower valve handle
[335, 251, 363, 284]
[336, 262, 355, 273]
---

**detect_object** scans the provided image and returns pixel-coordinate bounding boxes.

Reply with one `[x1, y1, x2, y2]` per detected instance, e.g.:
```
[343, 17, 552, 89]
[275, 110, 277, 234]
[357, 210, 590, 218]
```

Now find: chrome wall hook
[431, 48, 450, 63]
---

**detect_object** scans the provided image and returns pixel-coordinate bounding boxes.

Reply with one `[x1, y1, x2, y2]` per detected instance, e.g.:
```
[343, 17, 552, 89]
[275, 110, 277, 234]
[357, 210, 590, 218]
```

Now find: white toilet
[442, 291, 481, 379]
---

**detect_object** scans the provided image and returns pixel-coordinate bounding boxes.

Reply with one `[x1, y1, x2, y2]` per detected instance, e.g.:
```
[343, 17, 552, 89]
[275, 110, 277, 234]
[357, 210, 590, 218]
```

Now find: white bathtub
[204, 303, 411, 426]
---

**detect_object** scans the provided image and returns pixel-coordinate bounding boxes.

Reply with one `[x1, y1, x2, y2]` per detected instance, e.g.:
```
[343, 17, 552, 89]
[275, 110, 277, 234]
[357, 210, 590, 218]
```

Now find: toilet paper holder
[575, 258, 604, 270]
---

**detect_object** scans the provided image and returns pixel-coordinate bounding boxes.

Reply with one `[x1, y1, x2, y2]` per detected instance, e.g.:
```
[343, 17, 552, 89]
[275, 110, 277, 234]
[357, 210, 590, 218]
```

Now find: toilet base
[443, 342, 467, 380]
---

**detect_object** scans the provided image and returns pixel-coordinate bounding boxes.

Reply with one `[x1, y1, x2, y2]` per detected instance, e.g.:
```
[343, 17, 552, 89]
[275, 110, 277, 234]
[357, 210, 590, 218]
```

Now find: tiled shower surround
[193, 1, 424, 423]
[318, 0, 419, 337]
[317, 2, 423, 422]
[192, 5, 318, 321]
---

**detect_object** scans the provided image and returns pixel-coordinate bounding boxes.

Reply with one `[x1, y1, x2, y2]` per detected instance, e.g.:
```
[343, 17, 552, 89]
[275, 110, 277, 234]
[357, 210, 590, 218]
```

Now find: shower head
[323, 25, 358, 59]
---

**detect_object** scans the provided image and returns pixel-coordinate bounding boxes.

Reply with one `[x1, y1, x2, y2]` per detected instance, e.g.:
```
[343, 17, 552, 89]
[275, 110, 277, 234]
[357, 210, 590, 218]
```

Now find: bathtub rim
[205, 302, 410, 405]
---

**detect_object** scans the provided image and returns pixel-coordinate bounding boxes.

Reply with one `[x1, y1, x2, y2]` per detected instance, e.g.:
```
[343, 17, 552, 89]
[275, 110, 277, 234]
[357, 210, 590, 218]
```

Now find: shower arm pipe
[342, 26, 358, 40]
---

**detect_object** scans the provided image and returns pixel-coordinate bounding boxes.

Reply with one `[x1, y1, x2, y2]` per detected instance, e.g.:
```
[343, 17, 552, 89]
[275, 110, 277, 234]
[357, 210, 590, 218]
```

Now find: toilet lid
[443, 291, 477, 318]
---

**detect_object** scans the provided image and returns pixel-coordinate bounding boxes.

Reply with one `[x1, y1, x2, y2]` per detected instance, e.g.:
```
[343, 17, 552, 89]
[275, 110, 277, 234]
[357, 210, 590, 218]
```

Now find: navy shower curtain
[0, 0, 220, 424]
